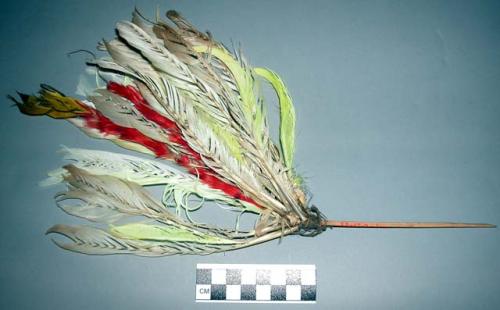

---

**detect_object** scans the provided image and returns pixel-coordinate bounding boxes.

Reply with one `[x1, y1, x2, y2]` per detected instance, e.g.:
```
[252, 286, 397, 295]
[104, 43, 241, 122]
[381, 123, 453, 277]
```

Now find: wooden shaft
[321, 220, 496, 229]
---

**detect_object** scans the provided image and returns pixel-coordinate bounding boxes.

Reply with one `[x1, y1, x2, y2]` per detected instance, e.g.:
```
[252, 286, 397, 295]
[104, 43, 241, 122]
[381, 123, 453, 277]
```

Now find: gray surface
[1, 0, 499, 309]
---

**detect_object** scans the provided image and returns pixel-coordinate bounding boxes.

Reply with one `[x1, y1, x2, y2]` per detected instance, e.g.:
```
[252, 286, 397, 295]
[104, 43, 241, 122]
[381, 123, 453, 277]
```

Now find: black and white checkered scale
[195, 264, 316, 303]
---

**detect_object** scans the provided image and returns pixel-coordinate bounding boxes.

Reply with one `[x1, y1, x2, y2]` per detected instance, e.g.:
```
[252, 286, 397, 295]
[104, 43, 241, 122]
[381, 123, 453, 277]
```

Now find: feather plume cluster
[11, 9, 494, 256]
[10, 10, 321, 256]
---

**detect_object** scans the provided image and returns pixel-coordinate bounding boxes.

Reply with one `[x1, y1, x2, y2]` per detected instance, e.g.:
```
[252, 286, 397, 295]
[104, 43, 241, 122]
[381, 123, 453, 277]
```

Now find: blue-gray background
[1, 0, 499, 309]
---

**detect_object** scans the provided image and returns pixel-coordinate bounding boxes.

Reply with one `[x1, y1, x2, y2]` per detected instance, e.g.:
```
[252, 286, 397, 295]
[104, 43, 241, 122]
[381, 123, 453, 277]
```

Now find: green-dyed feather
[110, 223, 237, 244]
[193, 46, 260, 134]
[196, 108, 243, 161]
[254, 67, 296, 169]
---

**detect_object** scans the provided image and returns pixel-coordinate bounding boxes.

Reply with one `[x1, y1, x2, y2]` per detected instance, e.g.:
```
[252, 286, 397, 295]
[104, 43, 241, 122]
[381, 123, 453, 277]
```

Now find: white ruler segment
[195, 264, 316, 303]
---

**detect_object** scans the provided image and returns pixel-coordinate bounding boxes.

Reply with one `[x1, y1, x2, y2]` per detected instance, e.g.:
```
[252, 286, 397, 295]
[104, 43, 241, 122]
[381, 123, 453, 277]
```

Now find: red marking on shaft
[322, 220, 496, 229]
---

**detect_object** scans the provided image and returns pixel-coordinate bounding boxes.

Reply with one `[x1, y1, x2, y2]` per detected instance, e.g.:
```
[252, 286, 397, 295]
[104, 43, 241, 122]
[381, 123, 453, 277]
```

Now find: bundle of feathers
[10, 10, 319, 256]
[10, 9, 493, 256]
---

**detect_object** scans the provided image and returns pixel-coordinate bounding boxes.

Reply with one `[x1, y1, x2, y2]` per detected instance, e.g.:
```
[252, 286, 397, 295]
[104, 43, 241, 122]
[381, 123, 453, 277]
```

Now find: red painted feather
[82, 110, 171, 158]
[106, 82, 259, 207]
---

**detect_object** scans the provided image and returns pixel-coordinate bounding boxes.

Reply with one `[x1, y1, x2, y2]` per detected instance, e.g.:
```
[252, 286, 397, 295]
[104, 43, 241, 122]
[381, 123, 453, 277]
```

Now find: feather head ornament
[10, 9, 494, 256]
